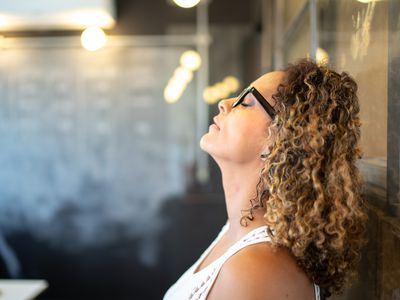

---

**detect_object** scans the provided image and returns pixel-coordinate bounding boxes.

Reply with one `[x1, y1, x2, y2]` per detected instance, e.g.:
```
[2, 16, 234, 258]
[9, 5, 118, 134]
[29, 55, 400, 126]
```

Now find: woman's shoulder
[207, 242, 315, 300]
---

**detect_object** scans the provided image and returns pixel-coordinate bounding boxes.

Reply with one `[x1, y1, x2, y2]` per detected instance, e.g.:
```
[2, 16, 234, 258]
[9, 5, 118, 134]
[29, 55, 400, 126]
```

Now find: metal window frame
[387, 0, 400, 217]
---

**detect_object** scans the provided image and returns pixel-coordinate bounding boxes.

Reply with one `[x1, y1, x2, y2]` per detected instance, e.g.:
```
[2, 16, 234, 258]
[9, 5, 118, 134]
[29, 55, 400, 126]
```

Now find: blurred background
[0, 0, 398, 299]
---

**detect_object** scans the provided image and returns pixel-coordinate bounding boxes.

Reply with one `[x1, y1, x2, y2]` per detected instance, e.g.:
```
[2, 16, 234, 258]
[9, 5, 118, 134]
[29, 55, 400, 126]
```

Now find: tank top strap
[227, 226, 270, 253]
[213, 225, 271, 269]
[188, 224, 321, 300]
[314, 283, 321, 300]
[194, 226, 271, 299]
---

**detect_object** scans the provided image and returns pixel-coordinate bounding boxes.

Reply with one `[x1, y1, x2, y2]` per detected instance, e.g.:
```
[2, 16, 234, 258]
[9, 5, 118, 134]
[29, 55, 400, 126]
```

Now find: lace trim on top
[186, 225, 270, 300]
[174, 222, 320, 300]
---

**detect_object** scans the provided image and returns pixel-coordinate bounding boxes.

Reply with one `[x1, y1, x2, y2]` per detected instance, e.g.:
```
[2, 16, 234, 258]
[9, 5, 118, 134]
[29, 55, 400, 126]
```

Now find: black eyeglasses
[231, 86, 276, 119]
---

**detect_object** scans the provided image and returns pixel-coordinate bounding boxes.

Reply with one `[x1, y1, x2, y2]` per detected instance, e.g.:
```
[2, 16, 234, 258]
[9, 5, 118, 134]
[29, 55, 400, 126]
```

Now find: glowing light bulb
[180, 50, 202, 71]
[173, 0, 201, 8]
[81, 27, 107, 52]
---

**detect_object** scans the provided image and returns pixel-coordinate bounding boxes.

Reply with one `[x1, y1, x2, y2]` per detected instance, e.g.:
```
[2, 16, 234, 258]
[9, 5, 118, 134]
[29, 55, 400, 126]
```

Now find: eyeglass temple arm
[251, 88, 276, 118]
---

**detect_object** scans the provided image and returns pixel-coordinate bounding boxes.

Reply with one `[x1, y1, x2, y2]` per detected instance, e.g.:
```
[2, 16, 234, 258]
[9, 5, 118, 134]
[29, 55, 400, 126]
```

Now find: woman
[163, 58, 367, 300]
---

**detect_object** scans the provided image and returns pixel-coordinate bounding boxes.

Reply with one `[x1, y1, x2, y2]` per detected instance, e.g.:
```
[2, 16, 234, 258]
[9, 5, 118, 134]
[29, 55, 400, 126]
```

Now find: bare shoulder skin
[206, 243, 315, 300]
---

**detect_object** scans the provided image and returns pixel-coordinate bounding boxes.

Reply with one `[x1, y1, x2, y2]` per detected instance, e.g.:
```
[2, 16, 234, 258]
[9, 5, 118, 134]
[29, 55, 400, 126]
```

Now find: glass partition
[319, 0, 388, 206]
[266, 0, 399, 298]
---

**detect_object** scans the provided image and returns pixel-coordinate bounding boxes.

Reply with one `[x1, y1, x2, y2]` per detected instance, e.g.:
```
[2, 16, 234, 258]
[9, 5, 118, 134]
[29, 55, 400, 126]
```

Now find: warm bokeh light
[223, 76, 240, 92]
[173, 67, 193, 84]
[164, 81, 185, 104]
[202, 88, 212, 104]
[173, 0, 201, 8]
[316, 47, 329, 65]
[163, 50, 202, 103]
[81, 26, 107, 51]
[214, 83, 230, 99]
[0, 14, 6, 27]
[180, 50, 202, 71]
[203, 76, 240, 104]
[203, 87, 216, 104]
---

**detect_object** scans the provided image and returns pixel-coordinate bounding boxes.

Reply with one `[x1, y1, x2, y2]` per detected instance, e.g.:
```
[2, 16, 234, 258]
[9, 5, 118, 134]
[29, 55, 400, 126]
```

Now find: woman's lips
[213, 117, 220, 129]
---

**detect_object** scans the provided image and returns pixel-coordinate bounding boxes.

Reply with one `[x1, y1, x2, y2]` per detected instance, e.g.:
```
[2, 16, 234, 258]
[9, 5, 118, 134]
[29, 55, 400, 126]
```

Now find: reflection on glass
[317, 1, 399, 300]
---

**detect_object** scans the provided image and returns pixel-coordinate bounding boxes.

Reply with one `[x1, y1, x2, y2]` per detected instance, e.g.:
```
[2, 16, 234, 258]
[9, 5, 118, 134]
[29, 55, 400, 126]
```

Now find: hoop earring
[260, 145, 273, 161]
[240, 166, 267, 227]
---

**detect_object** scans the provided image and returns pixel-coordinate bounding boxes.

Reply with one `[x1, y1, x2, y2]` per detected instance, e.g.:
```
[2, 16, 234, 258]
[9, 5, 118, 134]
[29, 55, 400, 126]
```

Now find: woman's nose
[218, 99, 232, 114]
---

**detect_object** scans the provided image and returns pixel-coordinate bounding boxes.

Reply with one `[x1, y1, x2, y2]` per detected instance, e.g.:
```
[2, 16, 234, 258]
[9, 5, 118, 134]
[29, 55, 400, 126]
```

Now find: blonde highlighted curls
[241, 58, 367, 297]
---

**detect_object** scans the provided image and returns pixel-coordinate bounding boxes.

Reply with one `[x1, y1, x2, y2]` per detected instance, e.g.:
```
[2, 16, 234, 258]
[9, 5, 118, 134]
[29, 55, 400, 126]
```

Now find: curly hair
[240, 58, 367, 297]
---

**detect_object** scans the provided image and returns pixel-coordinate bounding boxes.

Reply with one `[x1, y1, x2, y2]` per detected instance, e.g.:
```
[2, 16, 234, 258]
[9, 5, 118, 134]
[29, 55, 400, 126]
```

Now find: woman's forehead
[251, 71, 285, 107]
[252, 71, 285, 96]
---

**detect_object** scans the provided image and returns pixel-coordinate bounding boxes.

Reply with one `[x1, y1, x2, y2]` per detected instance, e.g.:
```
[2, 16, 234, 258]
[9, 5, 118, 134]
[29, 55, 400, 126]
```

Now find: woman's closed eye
[231, 94, 254, 108]
[241, 94, 255, 107]
[241, 97, 254, 107]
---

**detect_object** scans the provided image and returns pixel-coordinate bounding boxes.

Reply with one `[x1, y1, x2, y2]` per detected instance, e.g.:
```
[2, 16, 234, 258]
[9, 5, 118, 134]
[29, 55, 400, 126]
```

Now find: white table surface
[0, 280, 48, 300]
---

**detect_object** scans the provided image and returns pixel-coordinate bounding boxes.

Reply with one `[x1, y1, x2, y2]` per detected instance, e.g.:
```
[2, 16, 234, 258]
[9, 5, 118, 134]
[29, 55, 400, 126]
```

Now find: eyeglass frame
[231, 86, 276, 119]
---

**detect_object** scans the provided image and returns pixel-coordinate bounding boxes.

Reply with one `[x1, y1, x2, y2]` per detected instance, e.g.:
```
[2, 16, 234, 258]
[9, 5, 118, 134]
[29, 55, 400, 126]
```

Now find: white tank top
[163, 221, 321, 300]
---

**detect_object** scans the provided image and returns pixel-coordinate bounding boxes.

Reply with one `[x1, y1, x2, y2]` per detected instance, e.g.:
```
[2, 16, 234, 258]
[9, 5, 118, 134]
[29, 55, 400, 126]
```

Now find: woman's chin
[199, 135, 210, 153]
[199, 134, 218, 155]
[199, 134, 231, 165]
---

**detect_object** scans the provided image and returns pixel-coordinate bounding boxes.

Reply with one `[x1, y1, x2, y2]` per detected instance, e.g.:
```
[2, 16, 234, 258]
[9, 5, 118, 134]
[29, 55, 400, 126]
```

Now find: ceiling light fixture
[173, 0, 201, 9]
[81, 26, 107, 51]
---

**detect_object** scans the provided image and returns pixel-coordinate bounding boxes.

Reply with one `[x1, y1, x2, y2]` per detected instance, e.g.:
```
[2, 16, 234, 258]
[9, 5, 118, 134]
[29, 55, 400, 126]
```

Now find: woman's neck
[219, 161, 267, 241]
